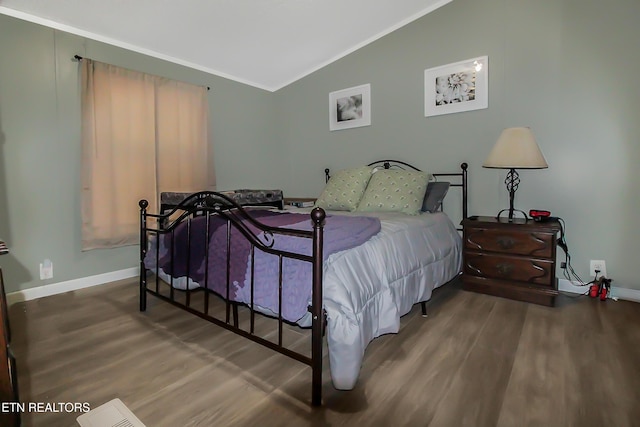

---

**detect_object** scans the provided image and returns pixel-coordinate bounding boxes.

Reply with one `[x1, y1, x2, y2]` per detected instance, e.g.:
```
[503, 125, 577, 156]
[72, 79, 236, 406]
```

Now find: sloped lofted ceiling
[0, 0, 451, 91]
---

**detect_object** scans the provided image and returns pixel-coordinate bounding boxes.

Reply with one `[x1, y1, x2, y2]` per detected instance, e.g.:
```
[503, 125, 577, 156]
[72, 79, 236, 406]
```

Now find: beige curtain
[81, 59, 212, 250]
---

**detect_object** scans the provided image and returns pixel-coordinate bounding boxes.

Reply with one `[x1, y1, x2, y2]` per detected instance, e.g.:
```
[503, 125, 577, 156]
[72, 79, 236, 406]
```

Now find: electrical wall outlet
[589, 260, 607, 278]
[39, 259, 53, 280]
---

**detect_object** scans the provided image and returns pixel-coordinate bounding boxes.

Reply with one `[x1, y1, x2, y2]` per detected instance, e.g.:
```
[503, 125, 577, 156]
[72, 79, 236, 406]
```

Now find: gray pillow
[422, 181, 450, 212]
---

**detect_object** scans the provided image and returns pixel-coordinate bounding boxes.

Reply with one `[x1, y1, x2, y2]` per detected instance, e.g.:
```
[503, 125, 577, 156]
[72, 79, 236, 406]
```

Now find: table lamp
[483, 127, 548, 221]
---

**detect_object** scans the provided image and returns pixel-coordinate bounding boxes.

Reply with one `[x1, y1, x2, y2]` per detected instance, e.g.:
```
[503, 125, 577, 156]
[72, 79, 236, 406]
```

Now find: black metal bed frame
[138, 161, 468, 406]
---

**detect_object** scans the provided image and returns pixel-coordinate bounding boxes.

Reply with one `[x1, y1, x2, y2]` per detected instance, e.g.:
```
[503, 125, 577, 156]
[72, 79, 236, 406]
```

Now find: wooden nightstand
[461, 216, 561, 306]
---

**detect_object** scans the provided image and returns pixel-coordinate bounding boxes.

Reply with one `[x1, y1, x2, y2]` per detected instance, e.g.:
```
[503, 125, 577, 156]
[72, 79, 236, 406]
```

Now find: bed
[138, 160, 468, 405]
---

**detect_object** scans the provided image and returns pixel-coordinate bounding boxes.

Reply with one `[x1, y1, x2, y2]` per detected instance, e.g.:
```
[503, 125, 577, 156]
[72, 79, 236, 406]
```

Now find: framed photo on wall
[329, 83, 371, 131]
[424, 56, 488, 117]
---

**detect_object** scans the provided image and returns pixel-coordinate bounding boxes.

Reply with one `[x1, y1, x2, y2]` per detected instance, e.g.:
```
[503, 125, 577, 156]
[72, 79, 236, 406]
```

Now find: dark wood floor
[8, 277, 640, 427]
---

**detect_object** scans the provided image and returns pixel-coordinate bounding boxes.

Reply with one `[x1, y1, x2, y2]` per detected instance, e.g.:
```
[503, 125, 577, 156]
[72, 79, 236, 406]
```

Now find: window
[80, 59, 213, 250]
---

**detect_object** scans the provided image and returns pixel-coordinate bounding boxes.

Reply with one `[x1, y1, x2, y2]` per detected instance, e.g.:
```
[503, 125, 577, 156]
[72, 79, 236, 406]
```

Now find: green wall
[0, 14, 285, 292]
[2, 0, 639, 294]
[275, 0, 640, 291]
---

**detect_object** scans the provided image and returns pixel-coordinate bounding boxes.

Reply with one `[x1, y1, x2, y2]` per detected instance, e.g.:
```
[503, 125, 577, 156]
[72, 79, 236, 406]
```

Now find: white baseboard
[6, 267, 139, 306]
[558, 278, 640, 303]
[7, 270, 637, 306]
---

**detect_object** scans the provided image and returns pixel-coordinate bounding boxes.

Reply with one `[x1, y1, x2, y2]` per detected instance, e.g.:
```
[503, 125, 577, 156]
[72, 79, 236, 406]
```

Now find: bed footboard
[138, 192, 326, 405]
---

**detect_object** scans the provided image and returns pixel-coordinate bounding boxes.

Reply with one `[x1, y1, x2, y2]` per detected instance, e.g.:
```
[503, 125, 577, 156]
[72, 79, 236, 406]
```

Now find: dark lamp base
[495, 208, 528, 223]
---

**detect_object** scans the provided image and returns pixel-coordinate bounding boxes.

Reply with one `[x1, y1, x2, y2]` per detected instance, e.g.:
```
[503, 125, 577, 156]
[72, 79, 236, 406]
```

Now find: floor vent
[77, 398, 146, 427]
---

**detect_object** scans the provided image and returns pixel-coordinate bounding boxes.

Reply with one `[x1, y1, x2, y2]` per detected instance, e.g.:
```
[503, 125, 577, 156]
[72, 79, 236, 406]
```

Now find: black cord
[554, 217, 589, 286]
[560, 289, 591, 299]
[552, 216, 617, 300]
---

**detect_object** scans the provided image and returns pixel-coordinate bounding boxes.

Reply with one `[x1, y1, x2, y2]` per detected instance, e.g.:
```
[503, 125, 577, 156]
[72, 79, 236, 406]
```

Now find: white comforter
[305, 209, 462, 390]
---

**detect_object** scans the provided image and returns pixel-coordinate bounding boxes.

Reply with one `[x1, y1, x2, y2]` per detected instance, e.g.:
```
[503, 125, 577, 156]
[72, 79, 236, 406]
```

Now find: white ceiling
[0, 0, 451, 91]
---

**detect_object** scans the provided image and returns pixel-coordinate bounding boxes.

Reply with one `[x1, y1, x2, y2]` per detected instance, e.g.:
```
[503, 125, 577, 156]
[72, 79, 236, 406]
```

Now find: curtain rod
[72, 54, 210, 90]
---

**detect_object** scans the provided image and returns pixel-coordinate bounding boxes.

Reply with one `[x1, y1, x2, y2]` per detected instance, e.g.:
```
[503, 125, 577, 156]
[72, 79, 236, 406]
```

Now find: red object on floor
[589, 283, 600, 298]
[600, 285, 608, 301]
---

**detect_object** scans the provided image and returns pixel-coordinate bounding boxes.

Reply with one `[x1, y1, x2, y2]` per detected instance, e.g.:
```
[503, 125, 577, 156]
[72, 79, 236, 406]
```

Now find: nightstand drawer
[464, 227, 555, 258]
[464, 252, 554, 286]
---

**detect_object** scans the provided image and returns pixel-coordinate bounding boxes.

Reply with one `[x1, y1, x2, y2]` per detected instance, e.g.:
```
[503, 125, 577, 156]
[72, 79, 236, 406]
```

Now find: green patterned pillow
[357, 169, 429, 215]
[315, 166, 373, 211]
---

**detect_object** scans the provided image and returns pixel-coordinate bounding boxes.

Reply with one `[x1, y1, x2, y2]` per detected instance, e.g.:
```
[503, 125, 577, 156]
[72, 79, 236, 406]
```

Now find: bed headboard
[324, 160, 468, 229]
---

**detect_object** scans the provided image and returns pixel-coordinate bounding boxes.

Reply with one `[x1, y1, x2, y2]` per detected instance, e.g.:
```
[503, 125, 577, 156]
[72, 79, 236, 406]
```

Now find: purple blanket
[236, 213, 382, 321]
[147, 210, 381, 322]
[148, 210, 283, 290]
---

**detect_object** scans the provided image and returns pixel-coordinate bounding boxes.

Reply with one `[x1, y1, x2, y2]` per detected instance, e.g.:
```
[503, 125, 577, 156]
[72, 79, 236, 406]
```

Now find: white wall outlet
[39, 259, 53, 280]
[589, 260, 607, 279]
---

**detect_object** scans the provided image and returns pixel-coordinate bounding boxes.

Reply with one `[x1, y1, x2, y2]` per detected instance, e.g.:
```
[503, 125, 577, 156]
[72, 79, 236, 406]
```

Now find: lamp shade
[483, 127, 548, 169]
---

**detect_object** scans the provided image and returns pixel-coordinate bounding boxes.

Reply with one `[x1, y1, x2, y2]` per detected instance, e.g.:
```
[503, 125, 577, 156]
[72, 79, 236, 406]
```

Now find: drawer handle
[496, 262, 514, 277]
[496, 236, 515, 250]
